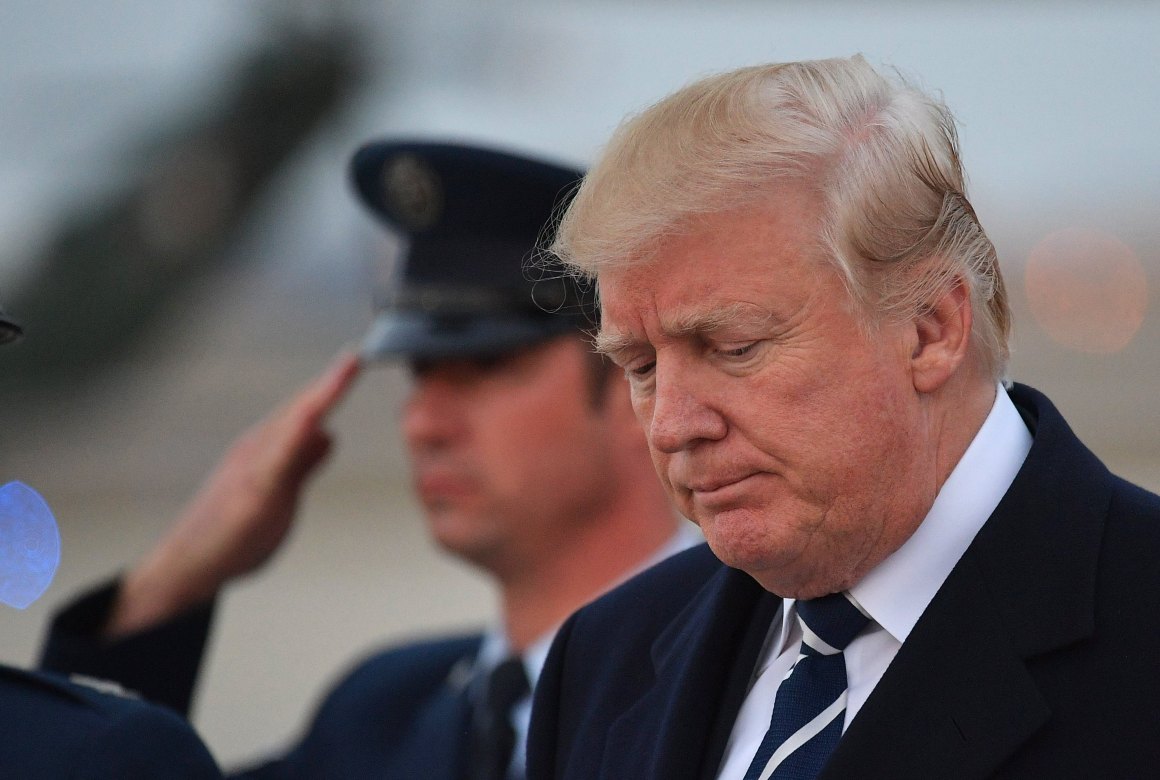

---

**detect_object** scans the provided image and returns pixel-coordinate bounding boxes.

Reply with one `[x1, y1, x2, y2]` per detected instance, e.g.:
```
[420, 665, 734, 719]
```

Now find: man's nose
[401, 374, 462, 447]
[645, 361, 726, 454]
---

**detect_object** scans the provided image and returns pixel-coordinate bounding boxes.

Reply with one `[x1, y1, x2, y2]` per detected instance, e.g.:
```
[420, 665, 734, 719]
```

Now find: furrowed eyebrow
[592, 330, 636, 357]
[665, 302, 772, 337]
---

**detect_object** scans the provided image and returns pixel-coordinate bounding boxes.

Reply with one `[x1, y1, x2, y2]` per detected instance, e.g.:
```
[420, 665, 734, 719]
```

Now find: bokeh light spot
[1024, 227, 1149, 354]
[0, 481, 61, 610]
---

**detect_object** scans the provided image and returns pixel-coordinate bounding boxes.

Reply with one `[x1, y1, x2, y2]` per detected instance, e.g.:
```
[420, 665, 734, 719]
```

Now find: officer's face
[401, 336, 626, 578]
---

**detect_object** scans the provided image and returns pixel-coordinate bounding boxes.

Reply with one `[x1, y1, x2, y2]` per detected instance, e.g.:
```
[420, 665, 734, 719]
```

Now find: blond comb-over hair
[550, 55, 1010, 381]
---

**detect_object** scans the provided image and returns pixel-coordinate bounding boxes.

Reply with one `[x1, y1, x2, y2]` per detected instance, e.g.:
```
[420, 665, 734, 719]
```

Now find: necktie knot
[469, 655, 529, 780]
[795, 592, 869, 655]
[486, 656, 530, 714]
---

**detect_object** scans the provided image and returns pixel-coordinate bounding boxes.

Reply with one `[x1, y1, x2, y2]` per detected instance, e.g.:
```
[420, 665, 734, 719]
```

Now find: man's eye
[720, 342, 758, 358]
[628, 360, 656, 377]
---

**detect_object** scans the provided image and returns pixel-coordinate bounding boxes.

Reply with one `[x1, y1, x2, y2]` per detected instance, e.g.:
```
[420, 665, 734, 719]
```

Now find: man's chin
[703, 536, 774, 575]
[426, 515, 500, 563]
[697, 508, 778, 561]
[699, 525, 813, 596]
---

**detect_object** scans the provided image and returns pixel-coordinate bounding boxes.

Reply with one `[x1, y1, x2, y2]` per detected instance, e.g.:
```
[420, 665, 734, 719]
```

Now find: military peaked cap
[350, 140, 591, 360]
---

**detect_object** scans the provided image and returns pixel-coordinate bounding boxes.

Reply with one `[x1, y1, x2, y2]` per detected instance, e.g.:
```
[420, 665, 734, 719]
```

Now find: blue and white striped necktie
[742, 592, 870, 780]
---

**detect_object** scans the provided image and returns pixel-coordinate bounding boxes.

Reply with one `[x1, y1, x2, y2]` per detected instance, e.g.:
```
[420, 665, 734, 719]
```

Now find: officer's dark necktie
[468, 655, 530, 780]
[742, 592, 870, 780]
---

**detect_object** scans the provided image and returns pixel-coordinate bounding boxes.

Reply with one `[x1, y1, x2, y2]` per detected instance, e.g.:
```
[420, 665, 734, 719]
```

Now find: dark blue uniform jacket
[0, 663, 222, 778]
[40, 568, 484, 778]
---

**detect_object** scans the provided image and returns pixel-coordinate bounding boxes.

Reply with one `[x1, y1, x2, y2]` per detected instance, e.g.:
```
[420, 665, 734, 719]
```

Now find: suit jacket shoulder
[826, 384, 1160, 779]
[531, 543, 769, 780]
[0, 664, 222, 779]
[529, 385, 1160, 780]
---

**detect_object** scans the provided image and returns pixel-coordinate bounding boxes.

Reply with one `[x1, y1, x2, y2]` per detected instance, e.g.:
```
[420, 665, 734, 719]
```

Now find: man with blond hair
[528, 56, 1160, 779]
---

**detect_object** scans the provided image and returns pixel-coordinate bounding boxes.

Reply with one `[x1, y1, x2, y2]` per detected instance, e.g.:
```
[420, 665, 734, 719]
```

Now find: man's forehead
[595, 300, 772, 351]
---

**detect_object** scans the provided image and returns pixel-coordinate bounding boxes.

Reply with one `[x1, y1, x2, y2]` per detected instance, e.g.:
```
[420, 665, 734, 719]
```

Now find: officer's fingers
[258, 407, 344, 487]
[296, 351, 362, 422]
[247, 352, 361, 462]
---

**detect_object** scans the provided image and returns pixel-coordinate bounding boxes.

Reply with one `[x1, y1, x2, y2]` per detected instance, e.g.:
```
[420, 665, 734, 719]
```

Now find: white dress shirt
[715, 387, 1033, 779]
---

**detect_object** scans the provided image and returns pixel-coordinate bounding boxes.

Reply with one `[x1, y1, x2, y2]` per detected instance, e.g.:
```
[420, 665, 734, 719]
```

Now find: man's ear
[910, 274, 972, 394]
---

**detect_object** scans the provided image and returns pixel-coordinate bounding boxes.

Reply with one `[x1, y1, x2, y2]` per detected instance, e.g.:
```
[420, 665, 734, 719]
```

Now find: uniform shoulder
[290, 631, 483, 759]
[309, 631, 482, 720]
[0, 664, 141, 714]
[0, 665, 221, 778]
[337, 631, 483, 687]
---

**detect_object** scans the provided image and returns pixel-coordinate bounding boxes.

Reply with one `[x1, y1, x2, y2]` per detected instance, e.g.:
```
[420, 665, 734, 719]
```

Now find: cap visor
[360, 311, 574, 362]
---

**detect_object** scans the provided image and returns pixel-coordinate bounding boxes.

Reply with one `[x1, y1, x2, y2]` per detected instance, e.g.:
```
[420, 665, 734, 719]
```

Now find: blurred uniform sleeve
[39, 577, 216, 716]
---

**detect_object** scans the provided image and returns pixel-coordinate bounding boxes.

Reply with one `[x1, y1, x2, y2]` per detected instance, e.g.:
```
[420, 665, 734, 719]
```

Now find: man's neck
[499, 511, 681, 652]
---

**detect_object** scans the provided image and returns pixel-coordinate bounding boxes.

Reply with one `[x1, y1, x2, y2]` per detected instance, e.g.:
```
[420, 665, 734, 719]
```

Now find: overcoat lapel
[821, 556, 1051, 779]
[823, 384, 1109, 779]
[594, 385, 1108, 780]
[602, 565, 773, 780]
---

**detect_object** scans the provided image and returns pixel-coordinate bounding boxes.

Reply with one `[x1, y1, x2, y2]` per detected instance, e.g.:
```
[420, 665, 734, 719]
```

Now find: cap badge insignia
[384, 154, 442, 231]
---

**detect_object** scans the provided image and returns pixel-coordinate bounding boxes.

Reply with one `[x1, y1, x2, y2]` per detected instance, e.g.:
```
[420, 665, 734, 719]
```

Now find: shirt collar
[847, 384, 1032, 643]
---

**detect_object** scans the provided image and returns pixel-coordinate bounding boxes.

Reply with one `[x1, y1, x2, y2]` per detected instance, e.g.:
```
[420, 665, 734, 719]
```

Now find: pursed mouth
[683, 473, 757, 495]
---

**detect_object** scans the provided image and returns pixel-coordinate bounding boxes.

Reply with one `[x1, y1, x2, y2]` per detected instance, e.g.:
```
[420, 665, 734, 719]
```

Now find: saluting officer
[41, 141, 694, 779]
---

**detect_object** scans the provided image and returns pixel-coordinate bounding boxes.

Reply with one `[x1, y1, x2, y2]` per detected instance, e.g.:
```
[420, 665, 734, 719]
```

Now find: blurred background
[1, 0, 1156, 767]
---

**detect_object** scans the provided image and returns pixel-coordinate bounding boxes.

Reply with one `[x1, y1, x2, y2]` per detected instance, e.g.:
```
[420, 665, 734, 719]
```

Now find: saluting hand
[108, 352, 362, 637]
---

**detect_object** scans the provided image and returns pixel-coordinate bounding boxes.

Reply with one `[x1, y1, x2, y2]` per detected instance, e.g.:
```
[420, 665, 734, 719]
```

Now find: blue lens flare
[0, 482, 61, 609]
